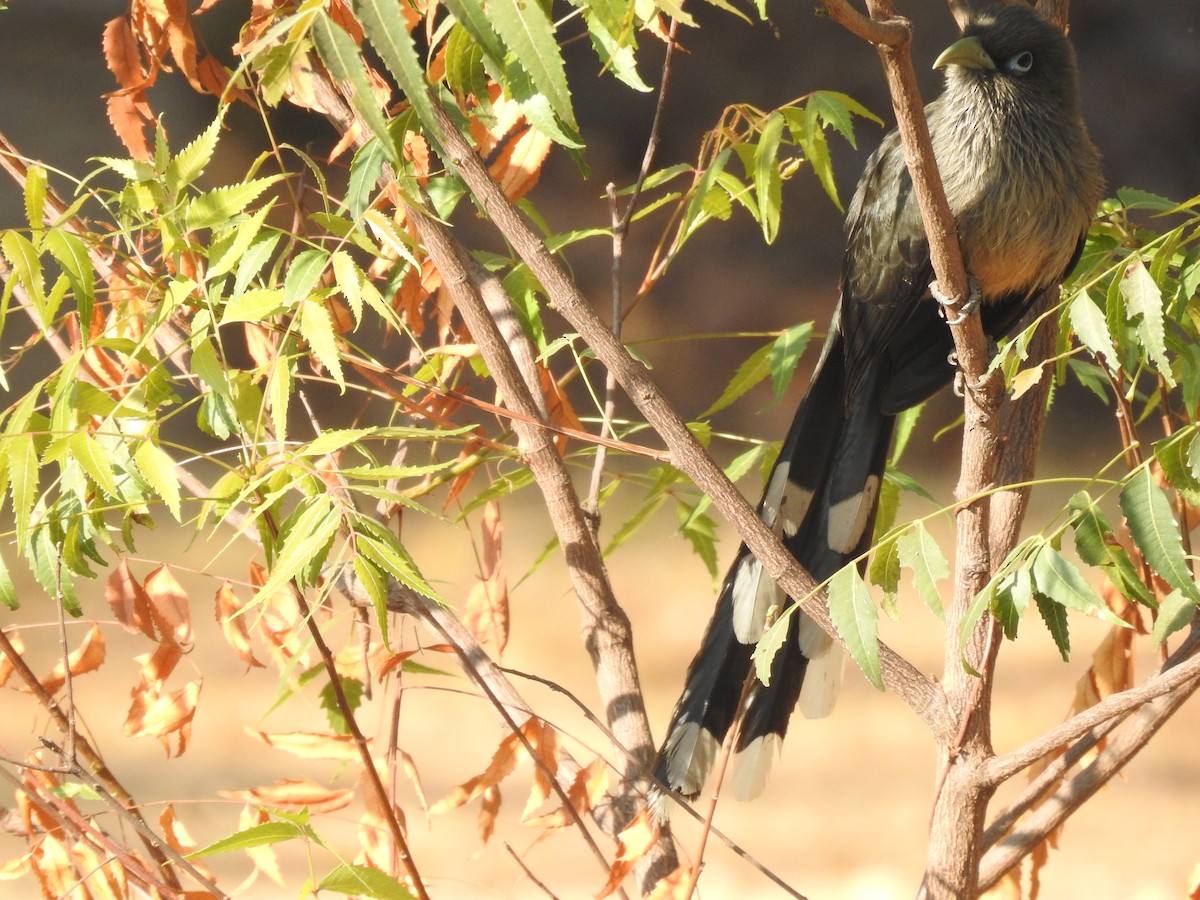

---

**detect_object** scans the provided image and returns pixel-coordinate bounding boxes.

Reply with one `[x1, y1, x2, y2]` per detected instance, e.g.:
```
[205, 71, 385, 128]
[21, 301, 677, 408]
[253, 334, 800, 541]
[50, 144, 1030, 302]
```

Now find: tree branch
[421, 91, 952, 741]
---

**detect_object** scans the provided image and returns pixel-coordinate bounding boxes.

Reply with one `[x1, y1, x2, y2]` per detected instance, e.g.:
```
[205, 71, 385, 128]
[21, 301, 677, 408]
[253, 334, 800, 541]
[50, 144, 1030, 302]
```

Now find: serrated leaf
[353, 516, 443, 602]
[1120, 258, 1173, 387]
[868, 532, 900, 599]
[806, 90, 881, 149]
[351, 0, 438, 140]
[1030, 545, 1129, 628]
[221, 288, 285, 324]
[583, 9, 651, 93]
[753, 110, 785, 243]
[189, 821, 317, 858]
[7, 433, 39, 550]
[1120, 467, 1200, 602]
[767, 322, 813, 400]
[166, 111, 225, 193]
[827, 564, 883, 690]
[299, 299, 345, 390]
[488, 0, 576, 130]
[698, 340, 772, 419]
[24, 163, 47, 231]
[1034, 592, 1071, 661]
[43, 229, 95, 327]
[134, 440, 182, 521]
[0, 547, 18, 610]
[67, 431, 118, 498]
[206, 200, 275, 281]
[991, 566, 1031, 641]
[1151, 589, 1194, 644]
[441, 0, 506, 65]
[311, 12, 397, 161]
[255, 496, 339, 603]
[186, 176, 285, 231]
[2, 230, 45, 318]
[802, 103, 840, 211]
[1067, 491, 1155, 607]
[1068, 288, 1117, 373]
[318, 863, 416, 899]
[897, 522, 948, 618]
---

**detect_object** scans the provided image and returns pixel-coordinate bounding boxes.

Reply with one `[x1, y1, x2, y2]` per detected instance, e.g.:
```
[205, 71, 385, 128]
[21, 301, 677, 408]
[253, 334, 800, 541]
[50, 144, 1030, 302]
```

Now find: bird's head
[934, 4, 1081, 113]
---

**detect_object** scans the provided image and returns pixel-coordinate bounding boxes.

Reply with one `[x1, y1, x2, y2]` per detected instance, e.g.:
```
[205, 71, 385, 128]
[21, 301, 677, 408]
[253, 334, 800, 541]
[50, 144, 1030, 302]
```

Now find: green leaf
[67, 432, 119, 499]
[583, 9, 651, 93]
[1068, 289, 1117, 373]
[221, 288, 285, 324]
[802, 103, 840, 211]
[43, 229, 95, 328]
[487, 0, 576, 131]
[351, 0, 438, 139]
[318, 863, 416, 899]
[185, 176, 285, 231]
[1029, 545, 1129, 628]
[255, 496, 339, 602]
[166, 111, 225, 193]
[2, 230, 45, 319]
[7, 433, 39, 550]
[1120, 258, 1173, 387]
[827, 564, 883, 690]
[897, 522, 948, 618]
[868, 531, 900, 600]
[441, 0, 506, 66]
[311, 12, 397, 161]
[767, 322, 813, 400]
[352, 516, 443, 602]
[752, 110, 785, 243]
[134, 440, 182, 522]
[206, 200, 275, 281]
[1067, 491, 1155, 607]
[1151, 589, 1194, 644]
[698, 340, 772, 419]
[752, 605, 792, 687]
[299, 299, 345, 391]
[1034, 592, 1071, 661]
[1120, 467, 1200, 602]
[1156, 430, 1200, 508]
[805, 90, 882, 149]
[0, 549, 18, 610]
[189, 821, 318, 858]
[319, 676, 365, 735]
[24, 163, 47, 231]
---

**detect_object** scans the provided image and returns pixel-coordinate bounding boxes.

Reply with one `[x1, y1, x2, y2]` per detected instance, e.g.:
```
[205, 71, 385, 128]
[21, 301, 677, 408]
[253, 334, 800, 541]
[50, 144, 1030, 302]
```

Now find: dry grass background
[2, 491, 1197, 898]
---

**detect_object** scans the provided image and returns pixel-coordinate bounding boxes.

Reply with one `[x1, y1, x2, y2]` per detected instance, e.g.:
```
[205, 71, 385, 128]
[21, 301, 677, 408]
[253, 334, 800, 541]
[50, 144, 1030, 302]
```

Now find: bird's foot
[947, 349, 992, 398]
[931, 275, 981, 326]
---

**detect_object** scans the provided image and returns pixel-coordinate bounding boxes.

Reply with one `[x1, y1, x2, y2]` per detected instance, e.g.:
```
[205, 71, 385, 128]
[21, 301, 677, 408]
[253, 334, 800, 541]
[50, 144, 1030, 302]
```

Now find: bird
[656, 3, 1104, 803]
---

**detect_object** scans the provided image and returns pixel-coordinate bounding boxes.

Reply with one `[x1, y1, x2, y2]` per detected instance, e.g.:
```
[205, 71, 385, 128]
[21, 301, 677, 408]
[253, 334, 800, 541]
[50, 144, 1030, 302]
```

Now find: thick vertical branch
[406, 203, 678, 892]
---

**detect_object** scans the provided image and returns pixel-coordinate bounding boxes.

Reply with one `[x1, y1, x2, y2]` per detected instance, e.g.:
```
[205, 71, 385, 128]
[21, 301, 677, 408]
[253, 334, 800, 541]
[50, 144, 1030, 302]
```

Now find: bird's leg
[931, 275, 981, 326]
[946, 338, 998, 398]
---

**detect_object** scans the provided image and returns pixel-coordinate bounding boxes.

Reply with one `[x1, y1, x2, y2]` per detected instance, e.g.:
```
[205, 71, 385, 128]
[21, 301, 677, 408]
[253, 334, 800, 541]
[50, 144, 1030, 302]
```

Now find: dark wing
[837, 127, 935, 408]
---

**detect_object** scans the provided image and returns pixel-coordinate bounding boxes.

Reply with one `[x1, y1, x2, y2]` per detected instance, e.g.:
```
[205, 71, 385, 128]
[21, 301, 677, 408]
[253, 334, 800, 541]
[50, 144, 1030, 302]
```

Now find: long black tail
[656, 333, 894, 800]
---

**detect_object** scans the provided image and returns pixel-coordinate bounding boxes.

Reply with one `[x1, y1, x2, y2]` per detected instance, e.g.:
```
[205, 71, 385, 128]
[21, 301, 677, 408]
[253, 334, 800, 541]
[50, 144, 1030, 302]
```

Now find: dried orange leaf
[137, 641, 183, 687]
[248, 730, 366, 761]
[479, 785, 501, 845]
[0, 629, 24, 688]
[464, 500, 509, 653]
[106, 559, 156, 638]
[36, 625, 106, 694]
[524, 755, 609, 831]
[220, 777, 354, 813]
[646, 865, 691, 900]
[215, 581, 263, 669]
[595, 808, 659, 899]
[522, 722, 559, 822]
[430, 718, 539, 815]
[145, 564, 194, 650]
[489, 124, 552, 202]
[124, 678, 200, 756]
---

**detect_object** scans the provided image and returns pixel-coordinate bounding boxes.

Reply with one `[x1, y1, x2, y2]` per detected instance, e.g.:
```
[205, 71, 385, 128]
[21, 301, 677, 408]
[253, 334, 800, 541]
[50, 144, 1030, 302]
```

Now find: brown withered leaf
[523, 755, 609, 831]
[247, 730, 366, 761]
[521, 719, 558, 822]
[145, 564, 194, 650]
[101, 17, 154, 159]
[102, 16, 148, 93]
[397, 746, 429, 814]
[239, 805, 285, 888]
[356, 804, 390, 871]
[430, 718, 542, 816]
[35, 625, 106, 695]
[376, 643, 455, 680]
[595, 807, 660, 899]
[157, 0, 205, 93]
[124, 675, 200, 756]
[29, 832, 73, 899]
[539, 363, 585, 455]
[463, 501, 509, 653]
[243, 322, 276, 370]
[479, 785, 501, 844]
[332, 640, 392, 683]
[160, 804, 210, 881]
[646, 865, 691, 900]
[106, 559, 156, 638]
[488, 123, 552, 202]
[69, 837, 128, 900]
[220, 777, 354, 813]
[215, 581, 263, 669]
[137, 640, 183, 688]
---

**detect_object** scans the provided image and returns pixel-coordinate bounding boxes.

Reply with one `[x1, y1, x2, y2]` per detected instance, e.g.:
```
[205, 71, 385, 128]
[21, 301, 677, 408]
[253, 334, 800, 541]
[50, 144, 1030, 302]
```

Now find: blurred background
[1, 1, 1198, 897]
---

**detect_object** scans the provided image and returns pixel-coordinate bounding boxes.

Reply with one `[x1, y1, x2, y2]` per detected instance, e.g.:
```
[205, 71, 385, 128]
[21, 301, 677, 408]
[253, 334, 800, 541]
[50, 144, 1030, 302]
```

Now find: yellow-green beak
[933, 35, 997, 71]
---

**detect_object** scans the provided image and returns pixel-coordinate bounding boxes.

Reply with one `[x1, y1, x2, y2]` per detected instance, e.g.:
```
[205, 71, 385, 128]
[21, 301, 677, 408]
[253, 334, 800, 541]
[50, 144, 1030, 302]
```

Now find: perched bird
[656, 3, 1103, 801]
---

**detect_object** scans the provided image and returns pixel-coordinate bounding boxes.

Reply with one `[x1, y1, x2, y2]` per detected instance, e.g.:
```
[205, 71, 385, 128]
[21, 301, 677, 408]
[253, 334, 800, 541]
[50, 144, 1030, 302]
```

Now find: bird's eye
[1007, 51, 1034, 74]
